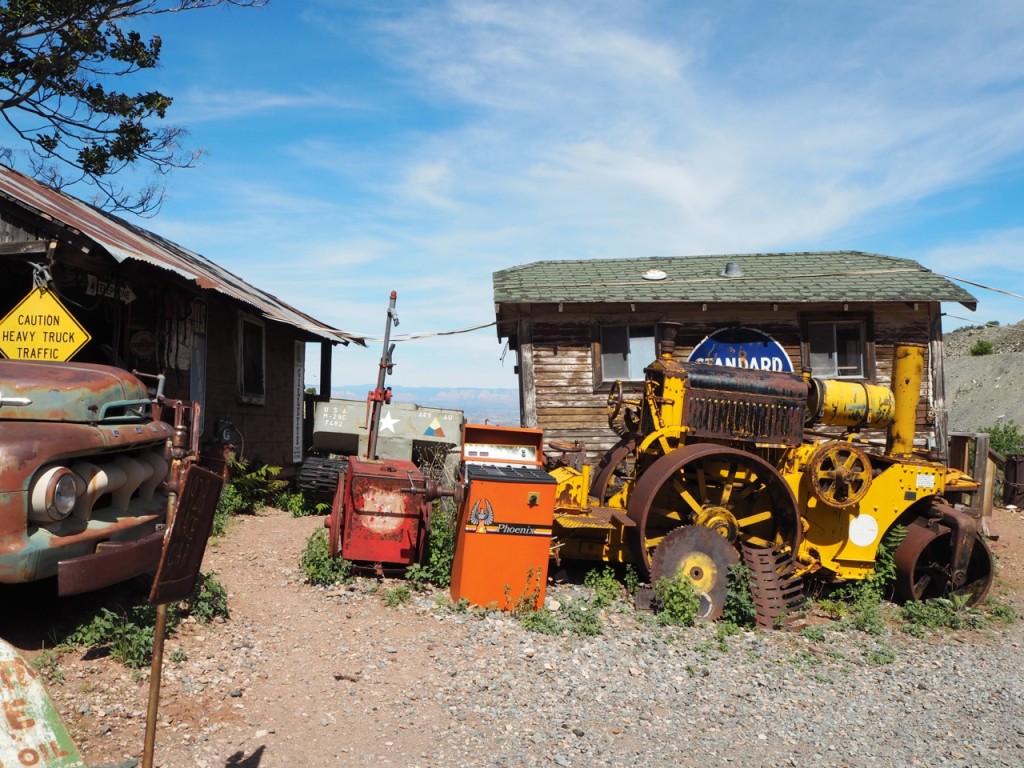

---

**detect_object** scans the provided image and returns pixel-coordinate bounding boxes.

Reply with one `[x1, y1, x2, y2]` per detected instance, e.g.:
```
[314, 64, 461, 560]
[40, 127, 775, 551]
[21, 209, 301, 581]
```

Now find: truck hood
[0, 359, 152, 423]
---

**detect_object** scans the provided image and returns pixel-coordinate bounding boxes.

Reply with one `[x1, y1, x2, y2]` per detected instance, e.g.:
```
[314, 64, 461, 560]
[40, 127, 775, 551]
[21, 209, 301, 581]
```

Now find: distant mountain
[330, 384, 520, 426]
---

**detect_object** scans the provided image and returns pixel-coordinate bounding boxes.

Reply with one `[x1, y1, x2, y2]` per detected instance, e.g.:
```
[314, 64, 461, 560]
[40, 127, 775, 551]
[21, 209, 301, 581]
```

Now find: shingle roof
[493, 252, 977, 307]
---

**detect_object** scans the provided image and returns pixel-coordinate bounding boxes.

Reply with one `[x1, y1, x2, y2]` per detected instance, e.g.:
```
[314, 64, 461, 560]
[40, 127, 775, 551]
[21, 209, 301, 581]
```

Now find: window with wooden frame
[238, 313, 266, 404]
[597, 324, 656, 383]
[804, 318, 870, 379]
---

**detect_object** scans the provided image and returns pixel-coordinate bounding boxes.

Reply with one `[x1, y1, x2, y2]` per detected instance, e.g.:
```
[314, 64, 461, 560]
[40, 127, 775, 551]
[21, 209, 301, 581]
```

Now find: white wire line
[360, 320, 497, 343]
[342, 271, 1019, 344]
[937, 272, 1024, 301]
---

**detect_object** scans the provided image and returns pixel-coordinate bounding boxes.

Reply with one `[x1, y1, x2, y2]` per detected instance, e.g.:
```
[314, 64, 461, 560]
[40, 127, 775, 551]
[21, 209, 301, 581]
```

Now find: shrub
[183, 572, 230, 623]
[299, 528, 353, 586]
[970, 339, 994, 356]
[276, 489, 317, 518]
[228, 459, 288, 513]
[722, 564, 757, 627]
[583, 566, 622, 609]
[982, 420, 1024, 457]
[516, 607, 561, 635]
[422, 502, 458, 588]
[653, 574, 699, 627]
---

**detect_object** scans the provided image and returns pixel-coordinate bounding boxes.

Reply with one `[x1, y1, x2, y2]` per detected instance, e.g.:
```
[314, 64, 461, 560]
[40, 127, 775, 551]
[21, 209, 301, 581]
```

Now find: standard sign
[0, 287, 91, 362]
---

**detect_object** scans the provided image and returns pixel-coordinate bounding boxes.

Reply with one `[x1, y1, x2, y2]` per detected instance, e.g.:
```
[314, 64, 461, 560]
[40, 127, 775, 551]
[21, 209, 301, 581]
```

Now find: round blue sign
[687, 328, 793, 372]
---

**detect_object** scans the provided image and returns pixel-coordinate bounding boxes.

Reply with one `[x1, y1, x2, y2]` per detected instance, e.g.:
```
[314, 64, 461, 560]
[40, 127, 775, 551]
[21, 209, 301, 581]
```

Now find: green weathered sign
[1, 638, 84, 768]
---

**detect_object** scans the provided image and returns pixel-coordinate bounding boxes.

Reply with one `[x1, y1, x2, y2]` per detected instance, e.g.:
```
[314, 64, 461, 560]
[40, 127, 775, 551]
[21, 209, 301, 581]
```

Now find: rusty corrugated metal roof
[0, 164, 365, 346]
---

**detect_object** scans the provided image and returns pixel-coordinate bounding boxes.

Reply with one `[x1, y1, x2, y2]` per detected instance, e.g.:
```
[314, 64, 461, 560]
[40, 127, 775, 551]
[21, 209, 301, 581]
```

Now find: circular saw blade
[651, 525, 740, 620]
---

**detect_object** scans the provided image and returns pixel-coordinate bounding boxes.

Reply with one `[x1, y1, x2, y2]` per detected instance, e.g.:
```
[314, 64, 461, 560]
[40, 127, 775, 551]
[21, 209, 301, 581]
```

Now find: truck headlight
[30, 467, 80, 523]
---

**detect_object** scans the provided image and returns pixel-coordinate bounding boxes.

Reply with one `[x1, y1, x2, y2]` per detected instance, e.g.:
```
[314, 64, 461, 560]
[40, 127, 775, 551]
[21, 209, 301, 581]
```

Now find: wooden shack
[493, 252, 977, 463]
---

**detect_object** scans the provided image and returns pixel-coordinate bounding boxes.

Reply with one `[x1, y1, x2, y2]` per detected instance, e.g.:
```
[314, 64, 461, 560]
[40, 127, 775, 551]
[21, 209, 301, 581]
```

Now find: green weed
[652, 574, 699, 627]
[183, 572, 230, 623]
[299, 528, 353, 586]
[716, 621, 742, 650]
[970, 340, 994, 356]
[583, 566, 622, 609]
[61, 571, 229, 669]
[563, 599, 603, 636]
[866, 646, 897, 665]
[384, 584, 412, 607]
[800, 625, 827, 643]
[516, 607, 561, 635]
[277, 490, 317, 518]
[432, 595, 470, 614]
[722, 564, 757, 627]
[623, 565, 641, 596]
[422, 502, 458, 588]
[404, 563, 432, 591]
[900, 594, 986, 631]
[30, 648, 68, 685]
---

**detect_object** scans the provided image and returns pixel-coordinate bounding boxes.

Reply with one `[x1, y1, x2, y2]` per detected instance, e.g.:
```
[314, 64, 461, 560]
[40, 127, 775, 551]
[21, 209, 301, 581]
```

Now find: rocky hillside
[944, 320, 1024, 434]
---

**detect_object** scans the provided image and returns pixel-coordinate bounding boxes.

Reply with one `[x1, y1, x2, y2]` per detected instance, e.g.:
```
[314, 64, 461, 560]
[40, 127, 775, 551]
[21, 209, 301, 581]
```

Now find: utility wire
[361, 320, 497, 343]
[936, 272, 1024, 301]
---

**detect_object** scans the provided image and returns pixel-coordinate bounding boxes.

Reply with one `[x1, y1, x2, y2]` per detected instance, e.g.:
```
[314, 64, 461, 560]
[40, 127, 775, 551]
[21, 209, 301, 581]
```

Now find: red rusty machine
[326, 293, 451, 570]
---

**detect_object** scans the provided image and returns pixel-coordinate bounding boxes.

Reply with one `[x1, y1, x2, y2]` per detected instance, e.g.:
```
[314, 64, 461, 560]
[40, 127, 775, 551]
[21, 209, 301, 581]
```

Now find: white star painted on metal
[379, 410, 399, 432]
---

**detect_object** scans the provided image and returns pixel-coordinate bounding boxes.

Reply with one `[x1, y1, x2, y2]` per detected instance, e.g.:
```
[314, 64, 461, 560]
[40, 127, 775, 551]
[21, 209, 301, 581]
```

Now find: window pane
[628, 327, 655, 379]
[807, 324, 837, 377]
[808, 321, 864, 379]
[241, 319, 265, 398]
[835, 324, 864, 377]
[601, 326, 629, 380]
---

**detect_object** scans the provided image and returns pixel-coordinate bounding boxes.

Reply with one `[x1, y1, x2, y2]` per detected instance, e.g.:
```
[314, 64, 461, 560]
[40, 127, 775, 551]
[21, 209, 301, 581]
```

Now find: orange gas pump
[450, 424, 555, 610]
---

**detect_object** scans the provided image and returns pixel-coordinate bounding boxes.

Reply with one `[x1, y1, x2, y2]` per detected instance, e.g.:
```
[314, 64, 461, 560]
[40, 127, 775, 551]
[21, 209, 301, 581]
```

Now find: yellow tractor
[548, 327, 993, 627]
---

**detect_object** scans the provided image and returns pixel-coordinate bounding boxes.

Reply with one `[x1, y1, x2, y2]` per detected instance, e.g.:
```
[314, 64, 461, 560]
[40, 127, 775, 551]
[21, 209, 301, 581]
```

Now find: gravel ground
[23, 505, 1024, 768]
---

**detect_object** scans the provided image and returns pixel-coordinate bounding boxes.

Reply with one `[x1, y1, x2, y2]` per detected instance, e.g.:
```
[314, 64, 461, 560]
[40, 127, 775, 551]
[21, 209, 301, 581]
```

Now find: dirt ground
[0, 500, 1021, 768]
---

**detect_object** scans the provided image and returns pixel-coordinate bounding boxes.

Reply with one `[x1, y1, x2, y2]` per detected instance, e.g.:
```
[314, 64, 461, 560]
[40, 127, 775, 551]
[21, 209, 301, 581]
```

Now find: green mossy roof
[493, 252, 976, 306]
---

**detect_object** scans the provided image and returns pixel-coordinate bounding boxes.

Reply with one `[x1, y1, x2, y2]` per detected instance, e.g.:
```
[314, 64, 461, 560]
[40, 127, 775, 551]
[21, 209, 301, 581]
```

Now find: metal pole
[141, 602, 168, 768]
[142, 478, 179, 768]
[367, 291, 399, 461]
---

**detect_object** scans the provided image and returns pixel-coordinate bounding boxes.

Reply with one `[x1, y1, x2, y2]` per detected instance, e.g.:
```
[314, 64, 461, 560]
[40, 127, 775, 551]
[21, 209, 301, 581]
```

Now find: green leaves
[0, 1, 265, 213]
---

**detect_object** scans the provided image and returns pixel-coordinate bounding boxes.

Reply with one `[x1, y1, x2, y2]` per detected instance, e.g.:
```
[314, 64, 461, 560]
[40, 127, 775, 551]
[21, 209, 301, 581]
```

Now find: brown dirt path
[7, 502, 1024, 768]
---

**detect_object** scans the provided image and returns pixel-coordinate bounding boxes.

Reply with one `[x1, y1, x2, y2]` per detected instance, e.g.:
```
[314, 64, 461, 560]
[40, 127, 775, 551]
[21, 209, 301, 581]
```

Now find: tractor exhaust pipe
[887, 343, 925, 457]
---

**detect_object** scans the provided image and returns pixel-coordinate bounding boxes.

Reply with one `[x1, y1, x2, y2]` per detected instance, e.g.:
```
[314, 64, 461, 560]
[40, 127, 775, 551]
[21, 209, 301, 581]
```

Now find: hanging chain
[30, 261, 53, 290]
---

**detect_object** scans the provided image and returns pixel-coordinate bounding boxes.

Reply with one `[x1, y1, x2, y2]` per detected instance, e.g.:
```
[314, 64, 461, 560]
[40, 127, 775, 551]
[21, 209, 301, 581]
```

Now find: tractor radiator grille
[685, 391, 805, 446]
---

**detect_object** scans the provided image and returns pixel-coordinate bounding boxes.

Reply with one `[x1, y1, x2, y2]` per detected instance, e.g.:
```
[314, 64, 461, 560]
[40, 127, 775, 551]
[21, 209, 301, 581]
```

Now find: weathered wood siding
[515, 301, 942, 464]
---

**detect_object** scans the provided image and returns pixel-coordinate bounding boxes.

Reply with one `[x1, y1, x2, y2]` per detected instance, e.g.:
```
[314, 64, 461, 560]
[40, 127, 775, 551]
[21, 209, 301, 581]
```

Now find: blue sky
[33, 1, 1024, 388]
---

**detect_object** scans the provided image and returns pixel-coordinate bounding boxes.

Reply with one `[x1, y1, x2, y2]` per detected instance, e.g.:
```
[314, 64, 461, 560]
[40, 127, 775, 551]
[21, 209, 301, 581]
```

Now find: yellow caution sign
[0, 287, 91, 362]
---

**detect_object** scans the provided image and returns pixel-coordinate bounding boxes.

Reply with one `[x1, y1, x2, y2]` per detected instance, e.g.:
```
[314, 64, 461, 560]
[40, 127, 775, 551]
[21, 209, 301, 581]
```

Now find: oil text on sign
[1, 640, 85, 767]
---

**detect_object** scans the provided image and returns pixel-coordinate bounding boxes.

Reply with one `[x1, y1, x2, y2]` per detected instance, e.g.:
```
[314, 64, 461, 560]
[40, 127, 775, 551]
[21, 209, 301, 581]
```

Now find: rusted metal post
[141, 600, 169, 768]
[366, 291, 399, 461]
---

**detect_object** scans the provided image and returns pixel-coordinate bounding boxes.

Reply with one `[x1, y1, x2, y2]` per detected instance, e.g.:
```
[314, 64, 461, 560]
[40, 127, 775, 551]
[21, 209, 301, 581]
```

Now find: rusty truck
[0, 359, 197, 595]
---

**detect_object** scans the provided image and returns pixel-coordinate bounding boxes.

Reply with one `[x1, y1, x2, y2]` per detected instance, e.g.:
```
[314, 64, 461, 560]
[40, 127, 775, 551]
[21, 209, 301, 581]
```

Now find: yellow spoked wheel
[806, 441, 873, 507]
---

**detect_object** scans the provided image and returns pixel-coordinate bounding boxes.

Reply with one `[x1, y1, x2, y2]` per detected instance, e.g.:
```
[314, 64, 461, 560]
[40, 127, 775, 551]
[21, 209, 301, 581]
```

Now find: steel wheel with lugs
[625, 444, 801, 578]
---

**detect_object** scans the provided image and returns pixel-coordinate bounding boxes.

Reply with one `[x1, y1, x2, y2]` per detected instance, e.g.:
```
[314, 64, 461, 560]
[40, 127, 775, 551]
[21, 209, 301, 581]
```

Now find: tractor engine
[551, 328, 993, 628]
